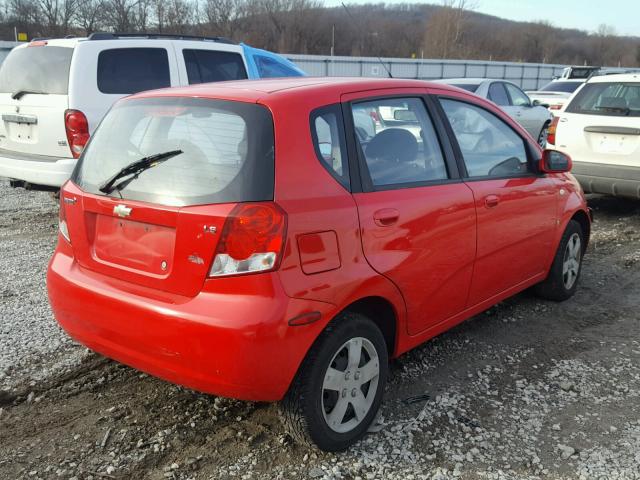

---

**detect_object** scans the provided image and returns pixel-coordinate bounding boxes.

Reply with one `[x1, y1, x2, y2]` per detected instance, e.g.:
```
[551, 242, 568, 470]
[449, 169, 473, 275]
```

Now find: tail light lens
[58, 195, 71, 243]
[64, 110, 89, 158]
[549, 104, 562, 110]
[209, 202, 287, 277]
[547, 116, 560, 146]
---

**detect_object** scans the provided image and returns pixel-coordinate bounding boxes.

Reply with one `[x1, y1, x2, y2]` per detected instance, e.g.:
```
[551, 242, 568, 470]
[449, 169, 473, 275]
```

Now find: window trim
[434, 94, 540, 181]
[344, 94, 460, 193]
[309, 103, 351, 191]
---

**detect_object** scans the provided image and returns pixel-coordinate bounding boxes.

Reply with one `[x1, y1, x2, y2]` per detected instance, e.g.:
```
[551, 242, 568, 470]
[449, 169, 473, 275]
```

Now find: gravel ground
[0, 178, 639, 480]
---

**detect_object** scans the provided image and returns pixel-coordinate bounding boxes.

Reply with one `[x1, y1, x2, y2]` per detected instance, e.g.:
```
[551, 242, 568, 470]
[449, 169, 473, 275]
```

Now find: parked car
[47, 77, 591, 452]
[526, 79, 586, 114]
[0, 33, 305, 190]
[435, 78, 553, 147]
[548, 73, 640, 199]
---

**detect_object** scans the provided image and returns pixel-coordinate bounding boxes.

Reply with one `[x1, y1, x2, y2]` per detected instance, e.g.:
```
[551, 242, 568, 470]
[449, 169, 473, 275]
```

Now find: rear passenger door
[435, 93, 558, 306]
[344, 90, 477, 336]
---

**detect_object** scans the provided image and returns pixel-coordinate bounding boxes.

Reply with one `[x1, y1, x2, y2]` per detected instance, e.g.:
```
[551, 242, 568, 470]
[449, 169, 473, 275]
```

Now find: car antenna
[340, 2, 393, 78]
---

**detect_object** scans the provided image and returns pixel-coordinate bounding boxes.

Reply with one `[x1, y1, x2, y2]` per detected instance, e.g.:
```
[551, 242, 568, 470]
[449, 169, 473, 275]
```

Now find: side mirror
[540, 149, 572, 173]
[533, 99, 550, 108]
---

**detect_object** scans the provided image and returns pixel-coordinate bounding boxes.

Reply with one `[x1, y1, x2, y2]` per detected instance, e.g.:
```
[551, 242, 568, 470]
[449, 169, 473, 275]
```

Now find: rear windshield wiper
[11, 90, 48, 100]
[99, 149, 183, 195]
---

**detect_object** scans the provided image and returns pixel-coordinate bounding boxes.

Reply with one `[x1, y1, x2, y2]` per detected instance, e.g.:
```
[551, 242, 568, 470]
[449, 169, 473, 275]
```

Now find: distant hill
[1, 0, 637, 67]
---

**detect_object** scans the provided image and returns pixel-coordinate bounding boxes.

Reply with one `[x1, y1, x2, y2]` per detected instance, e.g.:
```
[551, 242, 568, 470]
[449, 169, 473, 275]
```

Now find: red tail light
[64, 110, 89, 158]
[547, 116, 560, 146]
[209, 202, 287, 277]
[549, 104, 562, 110]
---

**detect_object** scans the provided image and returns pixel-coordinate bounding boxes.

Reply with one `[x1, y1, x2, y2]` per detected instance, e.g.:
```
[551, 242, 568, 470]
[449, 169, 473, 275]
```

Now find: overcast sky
[327, 0, 640, 37]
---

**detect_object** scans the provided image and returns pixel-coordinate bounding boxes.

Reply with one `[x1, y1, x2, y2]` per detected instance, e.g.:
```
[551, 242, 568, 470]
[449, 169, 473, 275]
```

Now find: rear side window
[311, 105, 349, 189]
[440, 98, 529, 178]
[74, 97, 274, 207]
[351, 97, 448, 188]
[255, 56, 303, 78]
[183, 49, 248, 84]
[97, 48, 170, 94]
[488, 82, 509, 106]
[566, 82, 640, 117]
[0, 46, 72, 95]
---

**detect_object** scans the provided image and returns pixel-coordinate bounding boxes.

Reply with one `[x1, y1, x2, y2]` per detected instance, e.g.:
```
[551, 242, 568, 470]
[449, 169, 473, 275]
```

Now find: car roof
[130, 77, 455, 104]
[435, 78, 486, 85]
[587, 73, 640, 83]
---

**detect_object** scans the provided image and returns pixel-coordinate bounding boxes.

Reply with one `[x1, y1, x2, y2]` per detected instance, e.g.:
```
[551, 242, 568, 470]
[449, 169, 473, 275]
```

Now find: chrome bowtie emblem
[113, 204, 132, 218]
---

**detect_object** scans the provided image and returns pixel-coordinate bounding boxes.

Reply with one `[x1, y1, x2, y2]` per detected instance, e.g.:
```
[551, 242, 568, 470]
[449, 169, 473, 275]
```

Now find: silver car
[435, 78, 554, 147]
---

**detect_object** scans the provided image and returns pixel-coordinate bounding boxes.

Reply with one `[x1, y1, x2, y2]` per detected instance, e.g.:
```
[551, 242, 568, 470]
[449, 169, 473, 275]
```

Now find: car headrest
[628, 97, 640, 110]
[365, 128, 418, 164]
[599, 96, 628, 109]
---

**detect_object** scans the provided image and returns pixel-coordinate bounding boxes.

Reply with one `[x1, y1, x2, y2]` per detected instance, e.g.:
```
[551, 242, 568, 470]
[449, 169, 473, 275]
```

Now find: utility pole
[330, 24, 335, 76]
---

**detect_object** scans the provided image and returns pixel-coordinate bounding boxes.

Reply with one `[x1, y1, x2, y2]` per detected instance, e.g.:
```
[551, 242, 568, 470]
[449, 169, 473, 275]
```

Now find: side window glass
[440, 98, 529, 178]
[97, 48, 170, 94]
[183, 49, 248, 84]
[311, 105, 349, 189]
[255, 56, 302, 78]
[505, 83, 531, 107]
[351, 97, 448, 188]
[488, 82, 510, 106]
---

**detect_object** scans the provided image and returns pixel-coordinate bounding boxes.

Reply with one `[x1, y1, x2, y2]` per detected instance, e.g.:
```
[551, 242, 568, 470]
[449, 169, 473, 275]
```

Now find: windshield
[73, 97, 275, 206]
[566, 82, 640, 117]
[539, 81, 582, 93]
[451, 84, 479, 93]
[0, 46, 73, 95]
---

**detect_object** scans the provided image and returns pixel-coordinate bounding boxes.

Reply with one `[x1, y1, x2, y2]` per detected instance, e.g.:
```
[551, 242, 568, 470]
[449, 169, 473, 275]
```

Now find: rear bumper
[47, 248, 333, 401]
[0, 149, 75, 187]
[572, 161, 640, 199]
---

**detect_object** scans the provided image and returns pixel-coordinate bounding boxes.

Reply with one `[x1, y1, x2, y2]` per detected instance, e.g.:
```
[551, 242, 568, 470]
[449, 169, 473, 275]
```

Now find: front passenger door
[438, 97, 558, 306]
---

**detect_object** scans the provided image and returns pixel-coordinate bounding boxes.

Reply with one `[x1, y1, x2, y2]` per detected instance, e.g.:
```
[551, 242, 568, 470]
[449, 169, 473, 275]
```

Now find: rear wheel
[535, 220, 584, 301]
[537, 123, 550, 148]
[280, 313, 388, 451]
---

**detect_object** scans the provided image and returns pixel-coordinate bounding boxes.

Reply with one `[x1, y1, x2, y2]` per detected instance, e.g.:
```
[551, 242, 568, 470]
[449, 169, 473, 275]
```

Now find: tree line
[1, 0, 638, 67]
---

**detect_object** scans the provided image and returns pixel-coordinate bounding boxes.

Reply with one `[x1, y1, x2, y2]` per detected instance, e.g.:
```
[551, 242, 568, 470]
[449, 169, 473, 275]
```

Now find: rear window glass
[98, 48, 170, 94]
[74, 97, 274, 206]
[183, 49, 248, 84]
[0, 46, 72, 95]
[540, 81, 582, 93]
[255, 56, 303, 78]
[566, 82, 640, 117]
[451, 83, 479, 93]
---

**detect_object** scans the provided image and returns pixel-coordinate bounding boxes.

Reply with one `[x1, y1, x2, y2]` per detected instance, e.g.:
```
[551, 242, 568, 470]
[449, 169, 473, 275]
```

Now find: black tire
[280, 312, 388, 451]
[537, 122, 550, 148]
[535, 219, 584, 301]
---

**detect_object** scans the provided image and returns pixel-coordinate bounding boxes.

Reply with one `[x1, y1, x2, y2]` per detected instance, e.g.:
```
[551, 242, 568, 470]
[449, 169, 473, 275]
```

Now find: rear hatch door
[556, 80, 640, 166]
[0, 43, 73, 158]
[63, 95, 275, 297]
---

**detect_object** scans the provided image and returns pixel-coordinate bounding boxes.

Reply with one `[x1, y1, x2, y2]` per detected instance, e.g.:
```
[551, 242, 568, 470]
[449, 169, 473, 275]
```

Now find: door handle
[484, 195, 500, 208]
[373, 208, 400, 226]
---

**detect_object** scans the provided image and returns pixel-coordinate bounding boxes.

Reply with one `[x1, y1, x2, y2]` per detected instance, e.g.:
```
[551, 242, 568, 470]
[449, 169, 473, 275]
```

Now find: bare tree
[423, 0, 477, 59]
[204, 0, 245, 37]
[103, 0, 138, 31]
[37, 0, 77, 35]
[75, 0, 104, 34]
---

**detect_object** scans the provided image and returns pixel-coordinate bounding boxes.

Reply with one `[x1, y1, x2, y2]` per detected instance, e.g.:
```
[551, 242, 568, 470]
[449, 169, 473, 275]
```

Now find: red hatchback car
[48, 77, 591, 451]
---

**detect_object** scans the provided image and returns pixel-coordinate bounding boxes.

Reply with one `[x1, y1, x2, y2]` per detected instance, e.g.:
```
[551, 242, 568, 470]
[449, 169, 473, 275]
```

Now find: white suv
[549, 73, 640, 199]
[0, 33, 304, 189]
